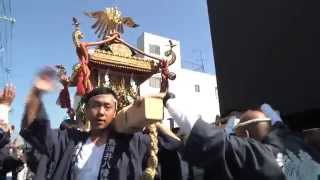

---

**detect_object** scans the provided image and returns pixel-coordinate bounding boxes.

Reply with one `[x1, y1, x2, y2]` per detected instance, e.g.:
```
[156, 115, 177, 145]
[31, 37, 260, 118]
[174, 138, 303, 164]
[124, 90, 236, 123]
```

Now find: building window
[149, 77, 161, 88]
[195, 84, 200, 92]
[149, 44, 160, 55]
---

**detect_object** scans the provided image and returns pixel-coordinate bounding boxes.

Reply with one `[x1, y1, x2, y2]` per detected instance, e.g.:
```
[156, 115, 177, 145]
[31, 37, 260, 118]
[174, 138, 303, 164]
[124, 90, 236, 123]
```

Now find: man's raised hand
[34, 67, 57, 92]
[0, 84, 16, 106]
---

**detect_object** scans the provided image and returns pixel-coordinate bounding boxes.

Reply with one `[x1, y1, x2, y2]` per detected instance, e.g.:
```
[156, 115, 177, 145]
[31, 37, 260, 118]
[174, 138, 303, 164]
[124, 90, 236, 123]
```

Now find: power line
[183, 50, 207, 73]
[0, 0, 15, 84]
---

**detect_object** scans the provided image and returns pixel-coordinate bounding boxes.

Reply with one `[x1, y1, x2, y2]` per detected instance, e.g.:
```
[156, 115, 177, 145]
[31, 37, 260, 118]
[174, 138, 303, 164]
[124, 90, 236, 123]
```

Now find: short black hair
[81, 87, 118, 104]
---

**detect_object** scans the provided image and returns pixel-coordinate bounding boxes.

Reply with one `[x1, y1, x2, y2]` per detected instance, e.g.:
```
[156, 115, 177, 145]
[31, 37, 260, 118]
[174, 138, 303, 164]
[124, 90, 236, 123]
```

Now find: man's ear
[113, 108, 117, 118]
[245, 129, 250, 138]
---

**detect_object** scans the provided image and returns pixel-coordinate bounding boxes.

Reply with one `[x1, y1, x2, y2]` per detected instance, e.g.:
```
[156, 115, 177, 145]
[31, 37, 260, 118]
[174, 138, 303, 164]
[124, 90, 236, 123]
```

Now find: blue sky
[5, 0, 215, 130]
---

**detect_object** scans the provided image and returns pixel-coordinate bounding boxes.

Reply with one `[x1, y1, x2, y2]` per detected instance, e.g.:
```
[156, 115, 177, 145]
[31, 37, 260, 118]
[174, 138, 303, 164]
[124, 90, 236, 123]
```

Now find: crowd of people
[0, 67, 319, 180]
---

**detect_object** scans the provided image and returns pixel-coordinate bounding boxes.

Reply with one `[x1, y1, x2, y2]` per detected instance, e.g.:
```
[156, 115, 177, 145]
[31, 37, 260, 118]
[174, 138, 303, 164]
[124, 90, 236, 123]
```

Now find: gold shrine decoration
[85, 7, 139, 38]
[68, 7, 177, 180]
[90, 49, 158, 72]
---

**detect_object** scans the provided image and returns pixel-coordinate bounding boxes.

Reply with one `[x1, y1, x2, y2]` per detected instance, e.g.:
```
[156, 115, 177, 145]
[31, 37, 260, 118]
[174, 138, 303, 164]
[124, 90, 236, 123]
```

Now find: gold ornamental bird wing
[122, 17, 139, 28]
[85, 7, 139, 39]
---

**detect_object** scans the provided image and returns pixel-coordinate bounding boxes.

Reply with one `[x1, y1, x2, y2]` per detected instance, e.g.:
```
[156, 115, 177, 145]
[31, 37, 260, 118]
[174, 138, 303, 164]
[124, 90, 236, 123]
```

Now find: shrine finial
[85, 7, 139, 39]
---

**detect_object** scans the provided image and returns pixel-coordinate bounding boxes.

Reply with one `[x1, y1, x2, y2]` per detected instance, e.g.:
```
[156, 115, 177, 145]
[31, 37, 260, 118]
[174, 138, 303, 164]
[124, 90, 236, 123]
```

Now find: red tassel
[57, 85, 71, 109]
[75, 42, 93, 96]
[76, 69, 86, 96]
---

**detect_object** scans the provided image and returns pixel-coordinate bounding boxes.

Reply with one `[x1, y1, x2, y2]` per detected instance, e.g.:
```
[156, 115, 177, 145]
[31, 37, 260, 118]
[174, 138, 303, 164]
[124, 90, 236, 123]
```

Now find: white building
[137, 32, 220, 126]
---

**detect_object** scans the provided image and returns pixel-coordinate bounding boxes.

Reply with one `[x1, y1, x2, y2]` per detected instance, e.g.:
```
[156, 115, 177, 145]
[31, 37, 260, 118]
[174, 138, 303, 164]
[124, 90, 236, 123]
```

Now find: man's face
[85, 94, 117, 130]
[235, 110, 271, 141]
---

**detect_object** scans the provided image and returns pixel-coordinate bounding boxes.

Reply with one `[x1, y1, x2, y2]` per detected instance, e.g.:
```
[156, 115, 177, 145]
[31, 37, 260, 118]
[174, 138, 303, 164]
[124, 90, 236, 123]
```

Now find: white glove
[166, 99, 198, 136]
[261, 103, 282, 125]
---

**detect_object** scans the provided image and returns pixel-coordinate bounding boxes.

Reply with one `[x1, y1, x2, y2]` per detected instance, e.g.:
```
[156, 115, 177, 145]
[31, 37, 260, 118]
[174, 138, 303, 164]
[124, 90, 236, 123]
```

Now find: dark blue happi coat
[183, 119, 320, 180]
[184, 119, 282, 180]
[20, 104, 184, 180]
